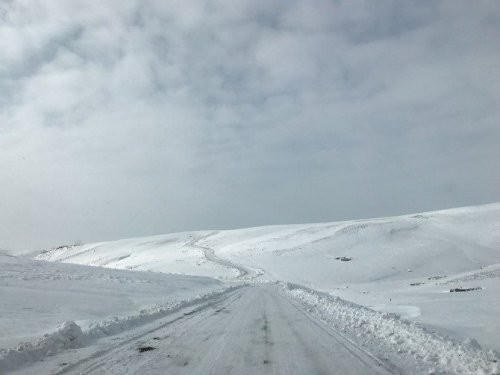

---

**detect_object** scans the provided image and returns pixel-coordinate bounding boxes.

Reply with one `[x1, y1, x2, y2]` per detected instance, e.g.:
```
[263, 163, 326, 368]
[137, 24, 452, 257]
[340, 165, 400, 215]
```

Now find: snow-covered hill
[37, 203, 500, 284]
[36, 203, 500, 351]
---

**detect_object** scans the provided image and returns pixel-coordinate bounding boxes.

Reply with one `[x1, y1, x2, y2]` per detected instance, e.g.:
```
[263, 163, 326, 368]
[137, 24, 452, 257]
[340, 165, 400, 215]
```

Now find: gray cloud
[1, 0, 500, 252]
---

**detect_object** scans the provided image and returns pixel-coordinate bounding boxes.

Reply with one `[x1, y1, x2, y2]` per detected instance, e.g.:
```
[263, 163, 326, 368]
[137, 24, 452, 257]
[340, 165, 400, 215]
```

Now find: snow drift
[0, 285, 237, 373]
[283, 283, 499, 375]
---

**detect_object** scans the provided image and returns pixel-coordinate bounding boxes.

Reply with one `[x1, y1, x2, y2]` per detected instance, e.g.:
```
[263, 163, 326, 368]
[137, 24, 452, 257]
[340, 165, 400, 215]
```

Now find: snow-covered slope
[0, 254, 223, 353]
[36, 231, 238, 279]
[38, 203, 500, 284]
[208, 204, 498, 285]
[36, 202, 500, 351]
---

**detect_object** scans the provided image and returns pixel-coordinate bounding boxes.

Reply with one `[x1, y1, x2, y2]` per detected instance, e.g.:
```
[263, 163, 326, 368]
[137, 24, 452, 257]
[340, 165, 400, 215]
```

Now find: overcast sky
[1, 0, 500, 252]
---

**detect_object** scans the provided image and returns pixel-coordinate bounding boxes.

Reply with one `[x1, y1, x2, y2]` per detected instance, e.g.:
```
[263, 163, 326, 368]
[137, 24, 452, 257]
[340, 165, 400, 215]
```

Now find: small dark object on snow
[449, 287, 482, 293]
[335, 256, 352, 261]
[410, 282, 425, 286]
[138, 346, 156, 353]
[412, 214, 429, 219]
[153, 336, 161, 340]
[428, 275, 446, 280]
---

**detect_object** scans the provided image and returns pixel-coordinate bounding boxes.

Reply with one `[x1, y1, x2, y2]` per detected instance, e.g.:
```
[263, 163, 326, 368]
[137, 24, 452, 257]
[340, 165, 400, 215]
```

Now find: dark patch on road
[152, 336, 165, 340]
[138, 346, 156, 353]
[262, 314, 273, 345]
[262, 311, 273, 367]
[450, 287, 482, 292]
[335, 256, 352, 261]
[213, 307, 230, 314]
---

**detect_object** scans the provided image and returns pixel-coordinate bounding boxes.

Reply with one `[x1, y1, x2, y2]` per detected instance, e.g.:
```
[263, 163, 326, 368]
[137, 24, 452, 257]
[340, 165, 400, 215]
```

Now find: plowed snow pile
[0, 254, 226, 372]
[283, 283, 500, 375]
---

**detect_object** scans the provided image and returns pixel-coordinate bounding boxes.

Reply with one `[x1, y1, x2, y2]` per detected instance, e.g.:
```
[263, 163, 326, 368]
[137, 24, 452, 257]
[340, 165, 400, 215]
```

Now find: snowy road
[190, 233, 260, 279]
[26, 285, 393, 375]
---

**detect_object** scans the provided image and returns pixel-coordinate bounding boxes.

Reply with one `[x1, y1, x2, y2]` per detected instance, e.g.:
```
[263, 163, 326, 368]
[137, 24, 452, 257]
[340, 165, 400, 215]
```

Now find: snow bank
[283, 283, 500, 375]
[0, 286, 238, 373]
[0, 254, 224, 350]
[85, 286, 238, 338]
[0, 321, 86, 373]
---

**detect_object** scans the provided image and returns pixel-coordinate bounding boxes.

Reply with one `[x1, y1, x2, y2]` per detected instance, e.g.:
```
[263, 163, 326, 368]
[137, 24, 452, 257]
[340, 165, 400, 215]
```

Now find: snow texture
[283, 283, 500, 375]
[0, 286, 237, 373]
[0, 254, 228, 373]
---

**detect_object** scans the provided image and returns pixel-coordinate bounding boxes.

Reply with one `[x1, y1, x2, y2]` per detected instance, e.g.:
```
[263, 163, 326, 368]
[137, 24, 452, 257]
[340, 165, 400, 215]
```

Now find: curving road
[191, 233, 262, 279]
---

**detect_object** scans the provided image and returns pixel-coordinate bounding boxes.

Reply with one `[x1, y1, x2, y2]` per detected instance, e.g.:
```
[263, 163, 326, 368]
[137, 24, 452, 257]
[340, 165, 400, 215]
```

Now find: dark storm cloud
[1, 0, 500, 252]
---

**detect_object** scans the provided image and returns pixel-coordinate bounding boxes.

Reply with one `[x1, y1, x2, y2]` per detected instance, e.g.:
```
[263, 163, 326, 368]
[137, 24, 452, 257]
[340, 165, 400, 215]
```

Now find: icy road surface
[20, 285, 392, 375]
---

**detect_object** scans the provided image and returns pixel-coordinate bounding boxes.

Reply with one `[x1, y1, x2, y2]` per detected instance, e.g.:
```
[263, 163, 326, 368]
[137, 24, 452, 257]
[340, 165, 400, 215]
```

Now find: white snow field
[0, 253, 227, 373]
[3, 202, 499, 374]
